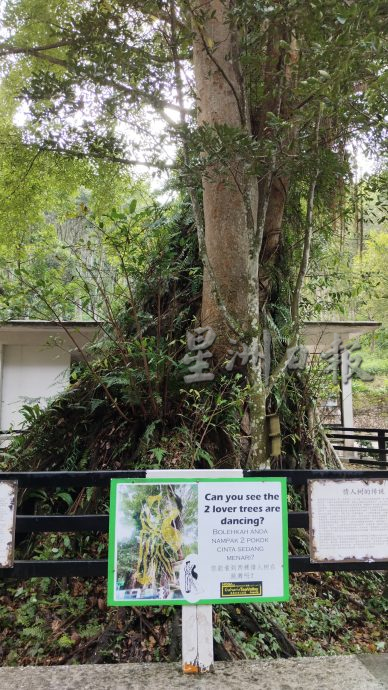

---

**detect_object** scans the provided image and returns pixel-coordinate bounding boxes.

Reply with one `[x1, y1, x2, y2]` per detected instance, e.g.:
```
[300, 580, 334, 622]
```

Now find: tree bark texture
[191, 2, 303, 469]
[192, 0, 258, 347]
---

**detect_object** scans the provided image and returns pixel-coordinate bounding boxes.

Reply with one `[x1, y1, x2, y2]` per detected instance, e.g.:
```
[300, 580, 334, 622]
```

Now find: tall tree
[0, 0, 386, 466]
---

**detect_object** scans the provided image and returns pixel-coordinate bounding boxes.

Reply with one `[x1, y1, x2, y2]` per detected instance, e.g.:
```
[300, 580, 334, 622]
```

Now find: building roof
[302, 321, 381, 353]
[0, 320, 101, 350]
[0, 320, 100, 328]
[0, 319, 382, 353]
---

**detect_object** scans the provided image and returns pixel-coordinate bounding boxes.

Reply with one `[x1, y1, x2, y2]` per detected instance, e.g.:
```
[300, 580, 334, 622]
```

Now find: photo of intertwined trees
[114, 483, 197, 601]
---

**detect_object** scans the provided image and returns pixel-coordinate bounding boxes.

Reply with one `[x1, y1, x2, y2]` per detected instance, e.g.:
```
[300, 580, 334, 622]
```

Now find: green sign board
[107, 477, 289, 606]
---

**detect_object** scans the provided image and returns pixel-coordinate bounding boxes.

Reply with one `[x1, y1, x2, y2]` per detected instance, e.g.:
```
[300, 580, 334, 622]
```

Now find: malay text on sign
[0, 481, 17, 568]
[308, 479, 388, 562]
[108, 477, 289, 606]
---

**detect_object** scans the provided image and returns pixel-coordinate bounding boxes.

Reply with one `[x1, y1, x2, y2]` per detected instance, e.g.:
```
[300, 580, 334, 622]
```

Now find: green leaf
[57, 634, 75, 649]
[195, 447, 214, 467]
[56, 492, 74, 507]
[129, 198, 137, 214]
[150, 447, 166, 464]
[90, 398, 105, 413]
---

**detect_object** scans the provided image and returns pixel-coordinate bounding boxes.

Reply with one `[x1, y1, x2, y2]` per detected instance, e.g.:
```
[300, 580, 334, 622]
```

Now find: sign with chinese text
[0, 480, 17, 568]
[108, 477, 289, 606]
[308, 479, 388, 562]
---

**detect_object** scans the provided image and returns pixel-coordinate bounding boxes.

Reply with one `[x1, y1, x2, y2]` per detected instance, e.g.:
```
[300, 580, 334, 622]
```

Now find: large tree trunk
[191, 3, 305, 469]
[192, 0, 258, 347]
[192, 1, 269, 467]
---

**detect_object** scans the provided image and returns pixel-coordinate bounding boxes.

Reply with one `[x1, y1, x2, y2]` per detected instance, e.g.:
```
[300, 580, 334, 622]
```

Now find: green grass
[352, 350, 388, 396]
[350, 348, 388, 419]
[358, 352, 388, 377]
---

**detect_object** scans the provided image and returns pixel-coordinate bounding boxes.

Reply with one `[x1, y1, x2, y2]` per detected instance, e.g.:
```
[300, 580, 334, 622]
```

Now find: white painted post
[182, 605, 214, 673]
[341, 351, 354, 429]
[341, 351, 354, 459]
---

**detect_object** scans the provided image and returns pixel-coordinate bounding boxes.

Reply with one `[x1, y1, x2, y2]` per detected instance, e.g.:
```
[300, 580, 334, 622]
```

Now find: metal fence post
[378, 429, 386, 464]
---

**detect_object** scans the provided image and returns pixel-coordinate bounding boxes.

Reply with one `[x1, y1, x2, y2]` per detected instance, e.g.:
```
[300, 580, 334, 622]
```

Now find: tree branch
[291, 106, 322, 328]
[36, 143, 176, 169]
[0, 43, 187, 117]
[0, 39, 73, 55]
[268, 106, 322, 391]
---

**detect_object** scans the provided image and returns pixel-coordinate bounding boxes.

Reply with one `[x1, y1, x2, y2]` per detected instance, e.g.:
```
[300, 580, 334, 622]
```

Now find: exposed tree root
[225, 603, 298, 658]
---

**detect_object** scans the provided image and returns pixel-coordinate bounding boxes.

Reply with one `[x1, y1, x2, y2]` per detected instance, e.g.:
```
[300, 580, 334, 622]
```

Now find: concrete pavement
[0, 655, 386, 690]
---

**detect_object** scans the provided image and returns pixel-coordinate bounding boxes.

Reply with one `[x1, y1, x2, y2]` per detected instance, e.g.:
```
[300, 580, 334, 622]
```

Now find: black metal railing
[326, 425, 388, 466]
[0, 469, 387, 579]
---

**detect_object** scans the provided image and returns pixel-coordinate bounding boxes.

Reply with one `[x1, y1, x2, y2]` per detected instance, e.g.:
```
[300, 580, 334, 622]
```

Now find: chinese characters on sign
[308, 479, 388, 562]
[181, 328, 374, 385]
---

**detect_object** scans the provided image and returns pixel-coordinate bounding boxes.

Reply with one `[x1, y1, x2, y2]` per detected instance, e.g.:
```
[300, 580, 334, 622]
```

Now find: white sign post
[0, 480, 17, 568]
[182, 605, 214, 673]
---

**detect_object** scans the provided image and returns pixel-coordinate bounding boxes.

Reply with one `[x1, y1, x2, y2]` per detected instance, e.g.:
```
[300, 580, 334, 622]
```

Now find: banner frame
[107, 476, 289, 607]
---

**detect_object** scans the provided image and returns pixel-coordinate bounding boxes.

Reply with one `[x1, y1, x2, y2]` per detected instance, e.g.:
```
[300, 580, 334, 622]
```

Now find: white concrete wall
[0, 344, 70, 431]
